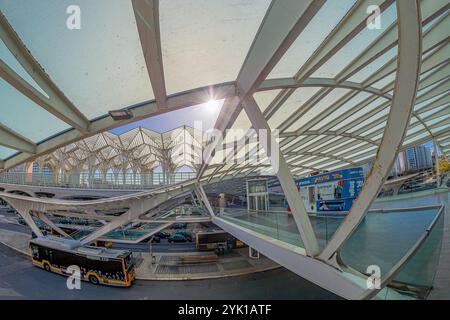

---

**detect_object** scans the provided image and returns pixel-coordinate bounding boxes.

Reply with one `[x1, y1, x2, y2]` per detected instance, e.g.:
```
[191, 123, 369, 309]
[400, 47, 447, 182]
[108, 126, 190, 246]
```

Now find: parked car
[168, 234, 188, 243]
[171, 223, 187, 230]
[215, 241, 234, 255]
[17, 217, 26, 225]
[154, 231, 170, 239]
[175, 230, 193, 242]
[60, 217, 72, 224]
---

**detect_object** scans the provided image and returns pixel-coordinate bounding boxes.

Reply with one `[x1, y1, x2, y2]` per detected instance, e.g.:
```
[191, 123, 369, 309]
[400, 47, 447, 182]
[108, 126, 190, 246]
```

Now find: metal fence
[379, 169, 449, 197]
[0, 172, 197, 190]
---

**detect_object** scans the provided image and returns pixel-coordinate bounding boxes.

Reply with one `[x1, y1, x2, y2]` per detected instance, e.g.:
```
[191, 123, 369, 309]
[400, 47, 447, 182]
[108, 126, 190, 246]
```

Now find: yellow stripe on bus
[32, 259, 132, 286]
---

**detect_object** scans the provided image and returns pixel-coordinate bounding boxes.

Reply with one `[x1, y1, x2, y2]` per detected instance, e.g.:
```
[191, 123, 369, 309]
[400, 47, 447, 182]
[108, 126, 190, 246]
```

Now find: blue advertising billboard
[295, 167, 365, 217]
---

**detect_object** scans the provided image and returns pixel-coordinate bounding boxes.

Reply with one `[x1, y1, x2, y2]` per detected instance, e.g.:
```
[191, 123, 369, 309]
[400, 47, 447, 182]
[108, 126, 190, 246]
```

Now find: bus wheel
[43, 263, 51, 272]
[89, 275, 99, 285]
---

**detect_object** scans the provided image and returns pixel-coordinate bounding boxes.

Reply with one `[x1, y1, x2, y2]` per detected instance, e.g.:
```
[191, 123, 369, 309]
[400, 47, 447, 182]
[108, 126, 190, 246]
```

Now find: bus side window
[31, 245, 39, 259]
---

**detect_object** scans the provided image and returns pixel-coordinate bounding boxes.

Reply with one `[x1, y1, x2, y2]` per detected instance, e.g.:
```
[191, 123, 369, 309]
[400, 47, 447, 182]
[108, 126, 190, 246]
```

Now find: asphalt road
[0, 222, 30, 234]
[0, 242, 339, 300]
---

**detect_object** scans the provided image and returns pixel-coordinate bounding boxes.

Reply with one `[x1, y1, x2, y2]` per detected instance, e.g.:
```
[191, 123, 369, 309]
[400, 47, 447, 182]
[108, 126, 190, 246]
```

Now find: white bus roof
[30, 236, 129, 259]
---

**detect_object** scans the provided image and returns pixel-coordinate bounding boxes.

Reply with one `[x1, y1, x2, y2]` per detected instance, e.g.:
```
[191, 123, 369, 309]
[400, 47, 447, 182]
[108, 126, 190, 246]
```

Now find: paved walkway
[134, 248, 279, 280]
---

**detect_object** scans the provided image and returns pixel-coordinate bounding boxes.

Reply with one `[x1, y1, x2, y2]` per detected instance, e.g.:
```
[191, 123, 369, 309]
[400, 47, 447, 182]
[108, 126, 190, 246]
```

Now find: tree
[439, 157, 450, 174]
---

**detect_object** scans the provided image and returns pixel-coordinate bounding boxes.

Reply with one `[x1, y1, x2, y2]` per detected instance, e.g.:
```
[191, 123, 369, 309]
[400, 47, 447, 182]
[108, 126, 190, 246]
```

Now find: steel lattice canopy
[0, 0, 448, 180]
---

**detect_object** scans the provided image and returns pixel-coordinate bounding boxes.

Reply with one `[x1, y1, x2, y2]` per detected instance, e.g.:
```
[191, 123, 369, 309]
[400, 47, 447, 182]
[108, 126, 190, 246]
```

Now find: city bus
[30, 236, 135, 287]
[195, 230, 245, 251]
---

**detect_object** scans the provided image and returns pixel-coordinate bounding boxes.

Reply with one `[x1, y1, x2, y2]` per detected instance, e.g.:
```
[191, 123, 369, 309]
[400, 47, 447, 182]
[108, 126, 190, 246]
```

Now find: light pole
[149, 236, 155, 265]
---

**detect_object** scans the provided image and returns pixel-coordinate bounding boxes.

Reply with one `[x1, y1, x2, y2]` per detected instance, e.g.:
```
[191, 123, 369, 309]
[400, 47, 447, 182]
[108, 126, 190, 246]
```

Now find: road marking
[0, 287, 22, 297]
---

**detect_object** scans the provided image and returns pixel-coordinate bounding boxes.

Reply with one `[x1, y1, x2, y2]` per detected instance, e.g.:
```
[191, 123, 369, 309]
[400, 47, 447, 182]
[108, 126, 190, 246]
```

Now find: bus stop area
[0, 222, 279, 281]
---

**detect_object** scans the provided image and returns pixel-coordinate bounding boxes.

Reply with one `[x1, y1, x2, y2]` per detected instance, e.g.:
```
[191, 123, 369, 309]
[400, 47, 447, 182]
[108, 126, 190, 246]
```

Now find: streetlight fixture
[109, 109, 133, 121]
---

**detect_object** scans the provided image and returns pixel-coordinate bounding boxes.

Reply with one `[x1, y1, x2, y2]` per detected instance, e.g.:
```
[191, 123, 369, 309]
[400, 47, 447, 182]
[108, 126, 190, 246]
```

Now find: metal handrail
[358, 204, 445, 300]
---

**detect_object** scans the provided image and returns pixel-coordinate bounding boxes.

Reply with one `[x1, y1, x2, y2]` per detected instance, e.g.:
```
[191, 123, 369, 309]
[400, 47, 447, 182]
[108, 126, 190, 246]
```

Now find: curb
[135, 265, 281, 281]
[0, 239, 30, 257]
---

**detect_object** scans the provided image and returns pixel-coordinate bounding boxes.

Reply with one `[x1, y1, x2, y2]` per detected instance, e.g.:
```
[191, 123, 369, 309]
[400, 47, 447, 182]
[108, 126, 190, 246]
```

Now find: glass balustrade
[218, 204, 445, 299]
[0, 172, 197, 189]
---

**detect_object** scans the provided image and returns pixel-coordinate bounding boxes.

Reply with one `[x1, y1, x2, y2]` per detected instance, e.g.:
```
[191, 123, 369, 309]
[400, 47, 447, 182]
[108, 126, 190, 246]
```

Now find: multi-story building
[405, 145, 433, 171]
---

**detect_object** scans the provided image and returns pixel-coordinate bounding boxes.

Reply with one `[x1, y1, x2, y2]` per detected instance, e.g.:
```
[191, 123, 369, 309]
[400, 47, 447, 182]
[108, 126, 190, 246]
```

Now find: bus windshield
[124, 253, 134, 271]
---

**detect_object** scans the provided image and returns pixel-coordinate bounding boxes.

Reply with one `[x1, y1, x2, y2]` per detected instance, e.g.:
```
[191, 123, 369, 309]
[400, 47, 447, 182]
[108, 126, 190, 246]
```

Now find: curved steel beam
[0, 12, 90, 133]
[318, 0, 422, 263]
[132, 0, 167, 109]
[281, 130, 378, 146]
[0, 123, 36, 154]
[259, 77, 393, 100]
[198, 0, 326, 179]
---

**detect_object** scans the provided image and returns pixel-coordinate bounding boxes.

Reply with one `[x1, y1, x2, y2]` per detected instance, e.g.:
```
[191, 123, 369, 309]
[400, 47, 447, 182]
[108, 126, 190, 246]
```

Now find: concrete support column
[195, 184, 215, 217]
[6, 198, 42, 237]
[242, 96, 319, 257]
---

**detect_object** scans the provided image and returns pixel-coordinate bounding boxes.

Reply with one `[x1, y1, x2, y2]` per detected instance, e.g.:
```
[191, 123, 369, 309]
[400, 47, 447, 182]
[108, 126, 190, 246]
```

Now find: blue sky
[109, 100, 223, 134]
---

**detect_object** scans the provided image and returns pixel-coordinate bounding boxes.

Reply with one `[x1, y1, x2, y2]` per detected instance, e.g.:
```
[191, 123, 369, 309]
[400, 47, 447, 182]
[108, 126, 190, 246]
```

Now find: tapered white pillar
[242, 96, 319, 257]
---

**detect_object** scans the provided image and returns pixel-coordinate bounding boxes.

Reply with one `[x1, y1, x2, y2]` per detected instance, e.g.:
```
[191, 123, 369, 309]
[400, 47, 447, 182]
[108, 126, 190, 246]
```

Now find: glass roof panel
[229, 107, 252, 133]
[371, 72, 397, 90]
[415, 91, 449, 111]
[347, 46, 398, 84]
[160, 0, 270, 94]
[311, 3, 398, 79]
[405, 123, 425, 136]
[268, 0, 356, 79]
[292, 135, 326, 152]
[267, 87, 321, 129]
[349, 145, 377, 158]
[0, 78, 69, 143]
[286, 88, 351, 132]
[0, 39, 48, 98]
[403, 132, 430, 145]
[431, 124, 449, 135]
[315, 160, 342, 169]
[427, 114, 450, 127]
[280, 136, 305, 151]
[307, 136, 341, 152]
[254, 90, 282, 113]
[352, 153, 375, 163]
[310, 91, 373, 131]
[325, 139, 359, 154]
[348, 107, 390, 134]
[360, 121, 387, 137]
[0, 146, 16, 159]
[0, 0, 154, 119]
[328, 97, 387, 131]
[419, 104, 449, 118]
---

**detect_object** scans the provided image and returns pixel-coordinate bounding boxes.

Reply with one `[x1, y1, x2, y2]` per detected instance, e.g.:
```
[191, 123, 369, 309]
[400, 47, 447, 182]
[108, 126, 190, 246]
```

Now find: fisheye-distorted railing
[0, 172, 197, 190]
[218, 204, 445, 299]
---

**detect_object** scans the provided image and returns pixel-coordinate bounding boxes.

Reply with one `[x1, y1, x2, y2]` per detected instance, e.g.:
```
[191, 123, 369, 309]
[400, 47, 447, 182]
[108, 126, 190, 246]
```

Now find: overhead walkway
[0, 178, 202, 245]
[213, 202, 445, 300]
